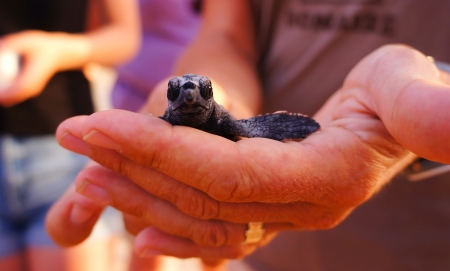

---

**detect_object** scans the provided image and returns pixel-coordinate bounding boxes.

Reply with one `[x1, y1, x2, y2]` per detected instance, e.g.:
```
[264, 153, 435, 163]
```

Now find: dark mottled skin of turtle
[160, 74, 320, 142]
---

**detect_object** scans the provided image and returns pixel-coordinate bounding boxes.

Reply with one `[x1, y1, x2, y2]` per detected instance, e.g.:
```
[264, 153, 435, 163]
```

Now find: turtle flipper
[218, 112, 320, 141]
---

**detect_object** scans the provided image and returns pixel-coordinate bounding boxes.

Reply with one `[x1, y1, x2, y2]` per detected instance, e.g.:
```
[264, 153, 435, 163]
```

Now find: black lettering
[286, 10, 396, 37]
[340, 13, 377, 32]
[314, 13, 334, 30]
[339, 14, 357, 31]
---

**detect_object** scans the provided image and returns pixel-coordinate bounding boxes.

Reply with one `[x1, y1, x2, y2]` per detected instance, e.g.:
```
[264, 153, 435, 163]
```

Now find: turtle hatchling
[160, 74, 320, 141]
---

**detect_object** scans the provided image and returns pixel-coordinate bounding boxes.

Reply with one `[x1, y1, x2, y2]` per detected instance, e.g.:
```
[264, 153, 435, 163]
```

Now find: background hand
[0, 30, 93, 106]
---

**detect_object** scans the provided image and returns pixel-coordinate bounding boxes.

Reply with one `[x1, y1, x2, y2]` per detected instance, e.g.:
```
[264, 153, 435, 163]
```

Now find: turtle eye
[199, 76, 213, 100]
[167, 77, 181, 101]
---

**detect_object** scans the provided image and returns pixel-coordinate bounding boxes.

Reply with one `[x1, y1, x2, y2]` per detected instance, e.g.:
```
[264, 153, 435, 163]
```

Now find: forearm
[173, 0, 262, 119]
[49, 0, 141, 71]
[84, 0, 141, 66]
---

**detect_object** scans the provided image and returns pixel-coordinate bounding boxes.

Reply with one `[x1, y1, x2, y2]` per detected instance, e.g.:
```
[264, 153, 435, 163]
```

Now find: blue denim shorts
[0, 134, 88, 256]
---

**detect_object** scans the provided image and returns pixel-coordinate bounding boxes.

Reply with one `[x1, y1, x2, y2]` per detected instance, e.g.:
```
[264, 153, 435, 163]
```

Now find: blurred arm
[0, 0, 141, 106]
[173, 0, 262, 118]
[83, 0, 141, 67]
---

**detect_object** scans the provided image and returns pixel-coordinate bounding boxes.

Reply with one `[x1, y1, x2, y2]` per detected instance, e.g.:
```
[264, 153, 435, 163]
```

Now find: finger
[45, 184, 107, 247]
[89, 112, 397, 207]
[59, 109, 406, 212]
[74, 164, 252, 246]
[75, 110, 332, 204]
[56, 115, 92, 156]
[8, 53, 53, 93]
[0, 39, 54, 106]
[133, 227, 276, 260]
[77, 149, 346, 228]
[56, 118, 315, 224]
[72, 148, 226, 222]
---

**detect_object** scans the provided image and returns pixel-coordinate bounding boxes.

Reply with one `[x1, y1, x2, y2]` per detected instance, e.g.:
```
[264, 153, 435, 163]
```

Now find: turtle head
[166, 74, 215, 127]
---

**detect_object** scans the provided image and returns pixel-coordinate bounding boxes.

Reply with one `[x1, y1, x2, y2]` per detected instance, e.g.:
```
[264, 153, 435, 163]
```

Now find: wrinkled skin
[46, 45, 450, 263]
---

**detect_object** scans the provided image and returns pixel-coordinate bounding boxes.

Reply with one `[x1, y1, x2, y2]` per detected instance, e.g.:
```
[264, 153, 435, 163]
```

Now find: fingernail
[70, 203, 97, 226]
[76, 179, 112, 205]
[140, 249, 162, 258]
[59, 132, 91, 156]
[83, 130, 122, 153]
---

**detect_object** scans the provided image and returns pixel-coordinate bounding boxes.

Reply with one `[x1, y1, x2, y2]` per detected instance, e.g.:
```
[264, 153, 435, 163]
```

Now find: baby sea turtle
[160, 74, 320, 141]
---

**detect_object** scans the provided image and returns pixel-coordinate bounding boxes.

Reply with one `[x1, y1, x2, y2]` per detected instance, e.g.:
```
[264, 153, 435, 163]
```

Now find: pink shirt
[112, 0, 201, 111]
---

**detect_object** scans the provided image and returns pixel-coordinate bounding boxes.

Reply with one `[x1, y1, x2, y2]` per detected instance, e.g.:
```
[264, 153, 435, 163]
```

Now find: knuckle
[205, 177, 237, 201]
[206, 174, 255, 202]
[175, 190, 220, 220]
[91, 148, 144, 183]
[114, 158, 137, 180]
[121, 198, 148, 219]
[193, 222, 228, 247]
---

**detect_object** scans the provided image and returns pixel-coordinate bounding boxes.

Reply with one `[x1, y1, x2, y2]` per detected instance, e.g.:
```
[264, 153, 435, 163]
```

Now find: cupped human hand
[0, 30, 90, 106]
[48, 44, 450, 260]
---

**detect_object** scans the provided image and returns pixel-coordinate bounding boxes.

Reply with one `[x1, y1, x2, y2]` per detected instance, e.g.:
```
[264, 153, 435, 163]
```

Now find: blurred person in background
[0, 0, 140, 271]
